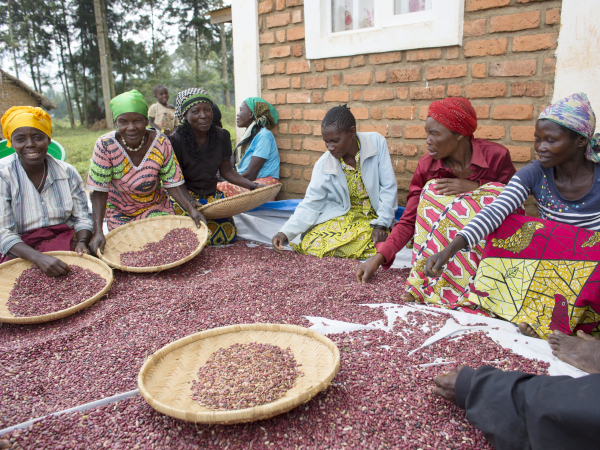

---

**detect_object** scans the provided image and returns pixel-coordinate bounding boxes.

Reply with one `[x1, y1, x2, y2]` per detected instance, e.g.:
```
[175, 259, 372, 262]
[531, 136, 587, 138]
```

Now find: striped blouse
[459, 160, 600, 248]
[0, 154, 93, 256]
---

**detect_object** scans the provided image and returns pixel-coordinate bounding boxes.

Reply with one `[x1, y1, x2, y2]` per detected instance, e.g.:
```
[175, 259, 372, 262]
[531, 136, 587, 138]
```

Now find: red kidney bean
[120, 228, 199, 267]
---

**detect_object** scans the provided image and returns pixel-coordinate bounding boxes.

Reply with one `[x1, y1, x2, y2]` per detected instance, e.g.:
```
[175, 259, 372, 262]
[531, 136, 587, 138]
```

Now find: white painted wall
[232, 0, 261, 143]
[553, 0, 600, 132]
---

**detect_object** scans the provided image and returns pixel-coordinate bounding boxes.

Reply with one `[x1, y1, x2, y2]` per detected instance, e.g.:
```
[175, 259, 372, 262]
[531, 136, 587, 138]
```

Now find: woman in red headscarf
[356, 97, 517, 313]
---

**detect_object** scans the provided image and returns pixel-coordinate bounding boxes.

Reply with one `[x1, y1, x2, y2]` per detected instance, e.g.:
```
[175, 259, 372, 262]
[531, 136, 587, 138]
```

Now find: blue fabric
[248, 199, 405, 220]
[237, 128, 280, 179]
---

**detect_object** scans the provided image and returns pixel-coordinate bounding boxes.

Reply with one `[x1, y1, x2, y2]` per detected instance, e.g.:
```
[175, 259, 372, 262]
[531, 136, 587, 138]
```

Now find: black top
[169, 125, 232, 196]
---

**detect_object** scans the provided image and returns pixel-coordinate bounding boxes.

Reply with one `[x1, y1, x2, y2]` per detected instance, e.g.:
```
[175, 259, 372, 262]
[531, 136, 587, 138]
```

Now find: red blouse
[376, 138, 517, 268]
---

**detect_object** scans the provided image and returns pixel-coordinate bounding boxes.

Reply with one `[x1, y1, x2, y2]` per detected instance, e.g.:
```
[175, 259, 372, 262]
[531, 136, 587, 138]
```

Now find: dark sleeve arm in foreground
[455, 365, 600, 450]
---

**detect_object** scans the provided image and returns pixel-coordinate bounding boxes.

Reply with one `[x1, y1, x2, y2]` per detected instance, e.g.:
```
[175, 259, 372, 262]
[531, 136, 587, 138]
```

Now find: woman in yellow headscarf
[0, 106, 93, 276]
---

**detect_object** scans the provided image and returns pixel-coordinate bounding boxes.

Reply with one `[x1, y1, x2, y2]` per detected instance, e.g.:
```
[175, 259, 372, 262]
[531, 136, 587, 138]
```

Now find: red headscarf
[427, 97, 478, 137]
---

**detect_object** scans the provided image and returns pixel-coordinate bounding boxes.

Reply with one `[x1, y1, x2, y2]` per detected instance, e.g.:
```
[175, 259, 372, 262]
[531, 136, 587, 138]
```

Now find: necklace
[36, 161, 46, 192]
[120, 133, 146, 152]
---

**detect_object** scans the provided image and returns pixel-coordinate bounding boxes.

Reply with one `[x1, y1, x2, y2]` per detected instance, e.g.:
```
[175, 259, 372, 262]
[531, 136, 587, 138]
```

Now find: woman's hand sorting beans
[33, 253, 71, 278]
[433, 365, 466, 406]
[88, 232, 106, 257]
[356, 253, 385, 284]
[272, 232, 288, 254]
[74, 241, 90, 256]
[189, 207, 207, 228]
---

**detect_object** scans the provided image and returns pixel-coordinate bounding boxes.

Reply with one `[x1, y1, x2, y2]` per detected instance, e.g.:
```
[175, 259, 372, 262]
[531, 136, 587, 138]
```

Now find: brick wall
[0, 73, 39, 140]
[258, 0, 561, 204]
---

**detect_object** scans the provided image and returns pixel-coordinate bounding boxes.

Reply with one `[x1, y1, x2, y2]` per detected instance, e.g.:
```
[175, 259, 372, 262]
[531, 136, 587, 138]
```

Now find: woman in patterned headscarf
[86, 90, 206, 256]
[168, 89, 263, 245]
[425, 93, 600, 344]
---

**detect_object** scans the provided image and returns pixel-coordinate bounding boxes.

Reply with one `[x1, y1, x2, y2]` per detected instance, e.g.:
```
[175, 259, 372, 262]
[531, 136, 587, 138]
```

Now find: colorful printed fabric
[538, 92, 600, 163]
[292, 151, 384, 260]
[171, 189, 236, 245]
[174, 88, 210, 123]
[244, 97, 279, 130]
[427, 97, 478, 137]
[406, 180, 506, 314]
[109, 90, 148, 121]
[86, 131, 184, 231]
[1, 106, 52, 147]
[469, 213, 600, 339]
[216, 177, 280, 198]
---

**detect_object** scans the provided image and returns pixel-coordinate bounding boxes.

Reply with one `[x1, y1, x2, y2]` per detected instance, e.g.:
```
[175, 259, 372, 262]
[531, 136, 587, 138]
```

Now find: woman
[272, 105, 397, 260]
[217, 97, 280, 197]
[87, 90, 204, 255]
[356, 97, 516, 314]
[169, 89, 265, 245]
[425, 93, 600, 339]
[0, 106, 93, 276]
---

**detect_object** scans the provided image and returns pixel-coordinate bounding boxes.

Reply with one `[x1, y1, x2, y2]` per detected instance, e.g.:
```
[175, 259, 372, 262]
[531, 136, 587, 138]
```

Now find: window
[305, 0, 463, 60]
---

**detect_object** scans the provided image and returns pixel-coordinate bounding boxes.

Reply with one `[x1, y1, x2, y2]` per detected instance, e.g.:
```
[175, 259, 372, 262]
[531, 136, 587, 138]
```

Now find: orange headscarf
[1, 106, 52, 147]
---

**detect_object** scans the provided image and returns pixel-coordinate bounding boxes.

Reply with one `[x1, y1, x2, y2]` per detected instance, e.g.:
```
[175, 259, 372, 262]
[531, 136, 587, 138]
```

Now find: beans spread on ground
[119, 228, 199, 267]
[192, 342, 303, 411]
[8, 265, 106, 317]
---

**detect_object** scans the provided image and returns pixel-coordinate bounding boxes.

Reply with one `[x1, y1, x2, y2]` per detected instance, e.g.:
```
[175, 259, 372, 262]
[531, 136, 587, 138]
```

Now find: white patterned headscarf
[174, 88, 208, 122]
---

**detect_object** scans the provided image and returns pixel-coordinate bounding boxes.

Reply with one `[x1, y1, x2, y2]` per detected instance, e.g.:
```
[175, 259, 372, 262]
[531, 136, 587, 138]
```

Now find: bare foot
[518, 322, 540, 339]
[401, 292, 415, 303]
[548, 330, 600, 373]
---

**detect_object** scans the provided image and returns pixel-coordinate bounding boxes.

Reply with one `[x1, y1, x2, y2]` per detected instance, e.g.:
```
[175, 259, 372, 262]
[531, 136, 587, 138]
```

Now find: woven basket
[0, 251, 113, 324]
[98, 216, 209, 273]
[200, 184, 282, 220]
[138, 323, 340, 425]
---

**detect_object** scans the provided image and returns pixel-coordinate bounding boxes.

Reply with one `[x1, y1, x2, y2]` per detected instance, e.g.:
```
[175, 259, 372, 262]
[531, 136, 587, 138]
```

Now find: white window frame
[305, 0, 464, 60]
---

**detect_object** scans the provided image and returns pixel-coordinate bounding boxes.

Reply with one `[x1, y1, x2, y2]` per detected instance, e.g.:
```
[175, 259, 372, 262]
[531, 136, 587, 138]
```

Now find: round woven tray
[138, 323, 340, 425]
[200, 184, 282, 220]
[0, 251, 113, 324]
[98, 216, 209, 273]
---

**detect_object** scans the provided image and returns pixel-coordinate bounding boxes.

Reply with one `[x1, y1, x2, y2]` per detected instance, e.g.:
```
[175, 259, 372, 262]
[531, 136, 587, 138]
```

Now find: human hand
[89, 232, 106, 256]
[272, 232, 288, 254]
[371, 228, 388, 245]
[433, 365, 466, 406]
[253, 183, 269, 190]
[424, 250, 449, 278]
[355, 253, 385, 284]
[34, 253, 71, 277]
[189, 207, 208, 227]
[433, 179, 479, 195]
[74, 241, 90, 256]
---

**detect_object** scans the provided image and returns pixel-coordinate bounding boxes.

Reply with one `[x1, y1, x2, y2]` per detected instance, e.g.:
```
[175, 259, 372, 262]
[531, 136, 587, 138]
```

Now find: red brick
[303, 169, 312, 181]
[489, 11, 540, 32]
[267, 13, 291, 28]
[287, 92, 311, 103]
[446, 47, 459, 59]
[290, 124, 311, 135]
[543, 58, 556, 74]
[489, 60, 536, 77]
[286, 182, 307, 195]
[276, 30, 286, 42]
[464, 19, 487, 37]
[258, 0, 274, 14]
[352, 90, 362, 101]
[406, 49, 442, 61]
[419, 105, 428, 120]
[406, 161, 419, 172]
[473, 105, 491, 119]
[513, 33, 557, 52]
[371, 106, 383, 120]
[511, 126, 536, 141]
[304, 109, 327, 121]
[325, 57, 351, 70]
[546, 8, 560, 25]
[389, 68, 421, 83]
[292, 169, 302, 179]
[276, 62, 286, 73]
[392, 159, 406, 173]
[293, 139, 302, 150]
[369, 52, 402, 64]
[292, 9, 303, 23]
[263, 94, 277, 104]
[279, 167, 291, 178]
[260, 32, 275, 44]
[331, 74, 342, 86]
[293, 45, 303, 57]
[472, 63, 486, 78]
[286, 154, 312, 165]
[397, 177, 411, 191]
[286, 60, 310, 74]
[304, 76, 327, 89]
[324, 90, 350, 102]
[303, 139, 327, 152]
[277, 93, 286, 104]
[385, 106, 418, 120]
[344, 72, 373, 85]
[396, 87, 409, 100]
[410, 86, 445, 100]
[276, 138, 292, 149]
[390, 125, 403, 137]
[363, 88, 395, 101]
[276, 0, 285, 10]
[405, 125, 427, 139]
[427, 64, 467, 80]
[448, 85, 463, 97]
[389, 143, 418, 156]
[267, 78, 290, 90]
[492, 104, 534, 120]
[262, 64, 276, 75]
[505, 145, 532, 162]
[278, 123, 288, 133]
[359, 124, 388, 137]
[314, 60, 325, 72]
[464, 82, 507, 98]
[353, 56, 365, 67]
[312, 92, 323, 104]
[464, 38, 508, 57]
[278, 108, 292, 120]
[376, 71, 387, 83]
[287, 26, 305, 41]
[511, 81, 547, 97]
[269, 46, 291, 58]
[352, 107, 369, 120]
[474, 125, 505, 140]
[286, 0, 303, 5]
[466, 0, 510, 11]
[292, 77, 301, 88]
[313, 125, 321, 136]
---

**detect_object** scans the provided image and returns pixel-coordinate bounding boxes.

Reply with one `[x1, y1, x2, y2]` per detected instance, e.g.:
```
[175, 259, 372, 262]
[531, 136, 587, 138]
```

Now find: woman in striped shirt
[425, 93, 600, 342]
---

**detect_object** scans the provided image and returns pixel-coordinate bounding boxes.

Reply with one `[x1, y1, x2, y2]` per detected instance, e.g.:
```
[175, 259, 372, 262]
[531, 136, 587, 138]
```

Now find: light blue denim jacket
[280, 132, 398, 242]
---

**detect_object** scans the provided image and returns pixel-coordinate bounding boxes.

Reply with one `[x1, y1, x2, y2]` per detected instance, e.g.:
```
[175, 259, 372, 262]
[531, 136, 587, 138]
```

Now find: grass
[51, 105, 237, 180]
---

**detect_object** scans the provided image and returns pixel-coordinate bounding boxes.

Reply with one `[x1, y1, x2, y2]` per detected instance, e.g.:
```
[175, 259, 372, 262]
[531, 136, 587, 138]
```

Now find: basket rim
[98, 216, 208, 273]
[198, 183, 281, 216]
[137, 323, 341, 424]
[0, 251, 113, 324]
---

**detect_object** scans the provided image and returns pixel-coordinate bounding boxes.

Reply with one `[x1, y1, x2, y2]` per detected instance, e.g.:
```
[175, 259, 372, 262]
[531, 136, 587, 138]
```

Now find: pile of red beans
[120, 227, 199, 267]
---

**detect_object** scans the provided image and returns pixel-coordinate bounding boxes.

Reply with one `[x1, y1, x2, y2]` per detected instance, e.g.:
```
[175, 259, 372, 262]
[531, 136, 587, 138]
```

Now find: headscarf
[212, 103, 223, 128]
[110, 90, 148, 122]
[1, 106, 52, 148]
[235, 97, 279, 162]
[174, 88, 211, 123]
[538, 92, 600, 163]
[427, 97, 478, 138]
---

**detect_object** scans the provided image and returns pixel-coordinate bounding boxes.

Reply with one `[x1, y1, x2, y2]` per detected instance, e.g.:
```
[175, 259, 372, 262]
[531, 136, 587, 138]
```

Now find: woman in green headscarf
[86, 90, 205, 255]
[217, 97, 281, 197]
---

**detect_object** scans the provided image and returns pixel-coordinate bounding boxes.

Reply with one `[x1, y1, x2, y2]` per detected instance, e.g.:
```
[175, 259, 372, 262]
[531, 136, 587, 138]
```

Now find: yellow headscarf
[1, 106, 52, 148]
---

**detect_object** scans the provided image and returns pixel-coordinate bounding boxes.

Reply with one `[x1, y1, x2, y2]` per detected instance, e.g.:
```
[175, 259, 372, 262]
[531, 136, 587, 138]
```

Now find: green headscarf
[110, 90, 149, 121]
[244, 97, 279, 130]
